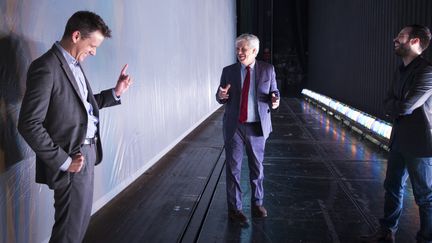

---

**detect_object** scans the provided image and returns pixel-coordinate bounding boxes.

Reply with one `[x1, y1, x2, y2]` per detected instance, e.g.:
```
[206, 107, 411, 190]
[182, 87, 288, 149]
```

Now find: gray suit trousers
[50, 144, 96, 243]
[225, 122, 266, 211]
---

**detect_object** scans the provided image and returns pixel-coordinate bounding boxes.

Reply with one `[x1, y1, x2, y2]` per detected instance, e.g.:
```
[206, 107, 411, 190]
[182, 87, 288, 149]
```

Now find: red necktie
[239, 66, 250, 123]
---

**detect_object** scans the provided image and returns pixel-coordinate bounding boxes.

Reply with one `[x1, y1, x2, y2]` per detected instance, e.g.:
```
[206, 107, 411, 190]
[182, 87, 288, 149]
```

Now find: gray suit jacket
[18, 44, 120, 189]
[216, 60, 279, 141]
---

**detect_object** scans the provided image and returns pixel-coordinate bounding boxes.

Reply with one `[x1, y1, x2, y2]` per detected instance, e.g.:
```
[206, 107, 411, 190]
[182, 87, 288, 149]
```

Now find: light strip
[301, 89, 392, 140]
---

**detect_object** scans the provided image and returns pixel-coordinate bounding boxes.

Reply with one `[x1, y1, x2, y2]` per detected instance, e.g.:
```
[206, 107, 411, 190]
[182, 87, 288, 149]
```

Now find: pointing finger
[121, 64, 129, 75]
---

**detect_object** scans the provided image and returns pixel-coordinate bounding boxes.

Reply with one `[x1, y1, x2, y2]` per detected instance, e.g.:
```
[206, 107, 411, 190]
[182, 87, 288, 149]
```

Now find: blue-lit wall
[0, 1, 236, 242]
[308, 0, 432, 122]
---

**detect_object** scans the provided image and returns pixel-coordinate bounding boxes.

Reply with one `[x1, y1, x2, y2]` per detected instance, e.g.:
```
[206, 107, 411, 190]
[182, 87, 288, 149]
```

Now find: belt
[83, 136, 98, 145]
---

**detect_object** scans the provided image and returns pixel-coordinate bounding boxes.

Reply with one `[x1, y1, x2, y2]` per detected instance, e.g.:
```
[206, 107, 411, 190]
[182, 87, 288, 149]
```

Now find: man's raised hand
[271, 92, 280, 109]
[218, 84, 231, 100]
[114, 64, 132, 97]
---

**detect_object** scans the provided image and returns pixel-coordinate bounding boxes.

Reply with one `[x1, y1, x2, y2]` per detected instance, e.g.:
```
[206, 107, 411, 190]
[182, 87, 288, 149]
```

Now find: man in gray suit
[361, 25, 432, 243]
[18, 11, 132, 242]
[216, 34, 279, 224]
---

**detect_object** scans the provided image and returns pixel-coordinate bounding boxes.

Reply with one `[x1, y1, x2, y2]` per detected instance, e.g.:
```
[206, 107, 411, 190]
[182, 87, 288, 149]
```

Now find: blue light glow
[301, 89, 392, 140]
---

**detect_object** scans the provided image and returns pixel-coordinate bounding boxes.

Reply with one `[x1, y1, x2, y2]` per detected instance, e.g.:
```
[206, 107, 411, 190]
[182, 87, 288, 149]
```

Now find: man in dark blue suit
[216, 34, 279, 224]
[362, 25, 432, 243]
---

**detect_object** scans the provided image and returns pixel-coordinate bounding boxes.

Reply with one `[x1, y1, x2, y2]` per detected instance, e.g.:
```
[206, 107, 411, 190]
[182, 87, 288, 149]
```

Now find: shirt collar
[241, 60, 256, 70]
[55, 41, 79, 66]
[399, 55, 423, 72]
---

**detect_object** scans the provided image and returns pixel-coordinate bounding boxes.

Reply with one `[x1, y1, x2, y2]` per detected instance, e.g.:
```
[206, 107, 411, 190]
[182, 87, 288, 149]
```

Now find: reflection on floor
[84, 98, 419, 243]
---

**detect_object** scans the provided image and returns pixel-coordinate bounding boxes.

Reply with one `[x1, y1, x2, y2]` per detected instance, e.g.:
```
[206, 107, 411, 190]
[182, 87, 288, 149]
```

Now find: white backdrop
[0, 0, 236, 242]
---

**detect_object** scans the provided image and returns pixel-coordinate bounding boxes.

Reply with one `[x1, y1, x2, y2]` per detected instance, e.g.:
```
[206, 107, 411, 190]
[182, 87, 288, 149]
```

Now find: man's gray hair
[236, 33, 260, 53]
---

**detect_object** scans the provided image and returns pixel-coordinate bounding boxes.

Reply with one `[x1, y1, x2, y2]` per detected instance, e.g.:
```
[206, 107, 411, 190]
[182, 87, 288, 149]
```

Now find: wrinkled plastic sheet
[0, 0, 236, 242]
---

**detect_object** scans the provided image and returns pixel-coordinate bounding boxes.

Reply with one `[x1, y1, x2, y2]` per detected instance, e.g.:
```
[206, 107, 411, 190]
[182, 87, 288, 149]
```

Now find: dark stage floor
[84, 98, 419, 243]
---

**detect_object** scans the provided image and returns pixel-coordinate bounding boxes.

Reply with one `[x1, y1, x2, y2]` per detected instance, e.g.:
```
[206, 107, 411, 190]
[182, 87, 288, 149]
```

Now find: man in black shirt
[362, 24, 432, 243]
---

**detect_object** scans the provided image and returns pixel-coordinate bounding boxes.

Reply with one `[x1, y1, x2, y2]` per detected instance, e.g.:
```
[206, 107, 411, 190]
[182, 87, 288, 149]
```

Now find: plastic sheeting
[0, 0, 236, 242]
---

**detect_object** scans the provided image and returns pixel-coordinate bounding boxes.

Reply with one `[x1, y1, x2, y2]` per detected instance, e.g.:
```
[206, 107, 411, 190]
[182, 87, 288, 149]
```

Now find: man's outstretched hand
[114, 64, 133, 97]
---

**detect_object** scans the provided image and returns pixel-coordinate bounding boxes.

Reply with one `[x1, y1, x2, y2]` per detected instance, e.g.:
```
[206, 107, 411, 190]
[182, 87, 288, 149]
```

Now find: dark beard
[394, 44, 410, 57]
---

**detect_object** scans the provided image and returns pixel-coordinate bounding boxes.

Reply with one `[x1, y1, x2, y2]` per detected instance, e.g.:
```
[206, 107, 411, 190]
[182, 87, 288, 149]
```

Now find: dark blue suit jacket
[216, 60, 279, 142]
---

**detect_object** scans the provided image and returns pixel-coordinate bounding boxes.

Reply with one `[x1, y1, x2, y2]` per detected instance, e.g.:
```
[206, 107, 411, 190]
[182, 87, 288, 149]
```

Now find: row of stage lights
[301, 89, 392, 150]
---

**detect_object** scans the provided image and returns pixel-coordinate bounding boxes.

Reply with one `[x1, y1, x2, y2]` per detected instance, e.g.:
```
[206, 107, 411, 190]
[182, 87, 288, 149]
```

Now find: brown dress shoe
[252, 205, 268, 218]
[228, 210, 249, 224]
[360, 228, 395, 243]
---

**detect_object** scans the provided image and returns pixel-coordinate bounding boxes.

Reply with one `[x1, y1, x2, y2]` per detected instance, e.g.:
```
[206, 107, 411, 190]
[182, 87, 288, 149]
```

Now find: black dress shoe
[252, 205, 268, 218]
[360, 228, 395, 243]
[228, 210, 249, 224]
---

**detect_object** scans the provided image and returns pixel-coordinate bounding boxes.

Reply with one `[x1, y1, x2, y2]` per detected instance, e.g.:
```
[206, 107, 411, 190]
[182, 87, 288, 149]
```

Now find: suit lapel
[254, 61, 262, 88]
[234, 63, 242, 91]
[254, 61, 264, 99]
[51, 45, 87, 105]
